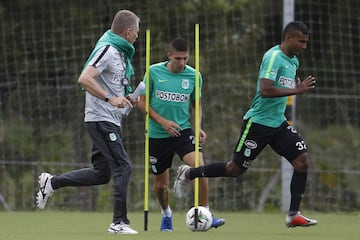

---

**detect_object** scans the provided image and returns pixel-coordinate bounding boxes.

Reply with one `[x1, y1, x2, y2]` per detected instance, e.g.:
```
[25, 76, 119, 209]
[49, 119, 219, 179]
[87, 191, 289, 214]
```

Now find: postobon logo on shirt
[155, 90, 189, 102]
[278, 76, 295, 88]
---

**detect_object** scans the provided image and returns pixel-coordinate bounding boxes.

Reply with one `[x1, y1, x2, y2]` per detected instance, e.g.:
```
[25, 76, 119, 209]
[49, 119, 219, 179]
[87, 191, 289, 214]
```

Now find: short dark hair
[169, 37, 189, 52]
[282, 21, 309, 40]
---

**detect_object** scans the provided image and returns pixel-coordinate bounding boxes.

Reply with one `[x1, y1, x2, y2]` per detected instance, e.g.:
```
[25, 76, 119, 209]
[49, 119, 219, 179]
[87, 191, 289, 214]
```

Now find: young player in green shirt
[139, 37, 225, 232]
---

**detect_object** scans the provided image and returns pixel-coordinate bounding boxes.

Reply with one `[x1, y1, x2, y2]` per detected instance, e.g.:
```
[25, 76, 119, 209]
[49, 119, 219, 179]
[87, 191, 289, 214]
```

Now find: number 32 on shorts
[296, 141, 307, 151]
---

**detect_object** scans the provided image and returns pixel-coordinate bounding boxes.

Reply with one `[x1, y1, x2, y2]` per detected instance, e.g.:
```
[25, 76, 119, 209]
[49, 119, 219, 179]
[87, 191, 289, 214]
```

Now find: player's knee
[295, 164, 309, 173]
[225, 161, 246, 177]
[153, 183, 168, 195]
[292, 153, 310, 173]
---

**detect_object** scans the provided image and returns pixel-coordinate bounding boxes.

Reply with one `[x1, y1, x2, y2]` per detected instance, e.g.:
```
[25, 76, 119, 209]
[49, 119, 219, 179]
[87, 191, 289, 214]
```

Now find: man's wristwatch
[104, 93, 112, 102]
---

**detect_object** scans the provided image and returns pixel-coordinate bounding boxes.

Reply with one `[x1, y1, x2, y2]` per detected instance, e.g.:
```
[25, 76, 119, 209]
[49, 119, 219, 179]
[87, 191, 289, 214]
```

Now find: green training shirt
[142, 62, 203, 138]
[243, 45, 299, 128]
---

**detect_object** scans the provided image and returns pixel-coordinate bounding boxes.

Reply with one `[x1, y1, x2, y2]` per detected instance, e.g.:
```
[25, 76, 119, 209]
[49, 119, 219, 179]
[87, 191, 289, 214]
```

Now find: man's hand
[161, 119, 182, 137]
[296, 75, 316, 94]
[126, 94, 139, 107]
[108, 96, 133, 108]
[199, 129, 207, 144]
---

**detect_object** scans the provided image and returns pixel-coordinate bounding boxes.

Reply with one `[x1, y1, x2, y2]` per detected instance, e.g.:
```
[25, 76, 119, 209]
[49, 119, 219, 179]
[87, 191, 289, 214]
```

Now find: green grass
[0, 211, 359, 240]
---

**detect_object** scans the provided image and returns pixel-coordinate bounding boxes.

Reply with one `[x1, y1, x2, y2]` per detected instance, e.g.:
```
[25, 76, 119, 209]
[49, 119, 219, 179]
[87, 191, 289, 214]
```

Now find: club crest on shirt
[182, 79, 189, 89]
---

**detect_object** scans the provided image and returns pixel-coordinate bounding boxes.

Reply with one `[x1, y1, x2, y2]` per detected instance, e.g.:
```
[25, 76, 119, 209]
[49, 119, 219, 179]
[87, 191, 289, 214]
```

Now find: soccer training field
[1, 211, 358, 240]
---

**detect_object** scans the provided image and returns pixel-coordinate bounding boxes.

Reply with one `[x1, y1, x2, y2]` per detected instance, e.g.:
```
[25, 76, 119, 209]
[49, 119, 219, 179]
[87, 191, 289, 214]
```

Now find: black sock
[289, 170, 307, 212]
[188, 162, 227, 180]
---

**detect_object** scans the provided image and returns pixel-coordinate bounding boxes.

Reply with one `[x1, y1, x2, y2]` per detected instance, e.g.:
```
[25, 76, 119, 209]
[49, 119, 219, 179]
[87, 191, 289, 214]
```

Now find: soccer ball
[185, 206, 213, 232]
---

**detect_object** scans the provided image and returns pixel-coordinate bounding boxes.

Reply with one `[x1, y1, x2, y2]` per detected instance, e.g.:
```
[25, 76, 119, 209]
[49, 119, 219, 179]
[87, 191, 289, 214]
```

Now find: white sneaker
[36, 173, 54, 209]
[108, 223, 138, 234]
[173, 164, 190, 198]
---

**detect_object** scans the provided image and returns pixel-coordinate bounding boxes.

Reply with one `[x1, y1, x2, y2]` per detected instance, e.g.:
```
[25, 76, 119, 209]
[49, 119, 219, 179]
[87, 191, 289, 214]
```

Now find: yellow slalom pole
[144, 29, 150, 231]
[194, 23, 200, 229]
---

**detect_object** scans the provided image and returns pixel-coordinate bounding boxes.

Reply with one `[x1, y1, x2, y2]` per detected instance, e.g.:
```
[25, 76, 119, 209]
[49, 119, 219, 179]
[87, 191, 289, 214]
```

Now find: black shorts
[232, 119, 307, 170]
[149, 128, 202, 175]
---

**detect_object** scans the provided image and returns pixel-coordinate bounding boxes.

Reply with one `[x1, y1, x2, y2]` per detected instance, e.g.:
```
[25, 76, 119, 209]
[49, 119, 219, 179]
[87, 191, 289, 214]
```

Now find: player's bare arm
[260, 76, 315, 98]
[78, 65, 132, 108]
